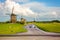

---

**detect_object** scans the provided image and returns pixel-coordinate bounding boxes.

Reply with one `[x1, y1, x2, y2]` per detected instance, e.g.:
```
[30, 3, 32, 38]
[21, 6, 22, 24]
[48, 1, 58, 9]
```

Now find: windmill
[11, 6, 17, 23]
[6, 6, 17, 23]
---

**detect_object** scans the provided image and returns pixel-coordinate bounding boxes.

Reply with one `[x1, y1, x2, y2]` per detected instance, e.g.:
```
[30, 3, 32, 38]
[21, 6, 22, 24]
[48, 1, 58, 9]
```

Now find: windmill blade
[11, 6, 14, 14]
[15, 14, 19, 16]
[6, 13, 11, 15]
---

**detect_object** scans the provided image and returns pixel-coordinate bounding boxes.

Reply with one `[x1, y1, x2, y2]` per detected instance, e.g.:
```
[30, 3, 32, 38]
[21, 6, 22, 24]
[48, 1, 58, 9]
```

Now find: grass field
[0, 22, 60, 34]
[0, 23, 27, 34]
[35, 23, 60, 33]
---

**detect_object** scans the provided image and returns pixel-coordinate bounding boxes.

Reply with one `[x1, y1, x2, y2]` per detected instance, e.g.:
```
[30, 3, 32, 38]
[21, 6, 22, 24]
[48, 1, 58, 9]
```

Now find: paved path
[1, 24, 60, 35]
[0, 36, 60, 40]
[0, 24, 60, 40]
[16, 24, 45, 35]
[15, 24, 60, 35]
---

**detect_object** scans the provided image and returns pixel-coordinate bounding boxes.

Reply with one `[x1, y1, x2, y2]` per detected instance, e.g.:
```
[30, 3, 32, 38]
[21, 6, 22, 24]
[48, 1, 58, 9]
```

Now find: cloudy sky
[0, 0, 60, 22]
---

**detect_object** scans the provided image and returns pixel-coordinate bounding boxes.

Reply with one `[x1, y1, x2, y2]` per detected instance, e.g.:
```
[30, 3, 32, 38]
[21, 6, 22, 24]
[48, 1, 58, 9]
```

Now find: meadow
[35, 22, 60, 33]
[0, 23, 27, 34]
[0, 22, 60, 34]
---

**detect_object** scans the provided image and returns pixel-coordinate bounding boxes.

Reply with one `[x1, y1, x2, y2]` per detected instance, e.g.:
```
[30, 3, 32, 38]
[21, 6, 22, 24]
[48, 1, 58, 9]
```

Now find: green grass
[0, 23, 27, 34]
[35, 23, 60, 33]
[0, 22, 60, 34]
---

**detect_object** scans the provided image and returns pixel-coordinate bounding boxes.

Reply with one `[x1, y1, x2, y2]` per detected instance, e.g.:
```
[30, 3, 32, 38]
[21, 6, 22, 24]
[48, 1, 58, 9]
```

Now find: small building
[20, 18, 26, 24]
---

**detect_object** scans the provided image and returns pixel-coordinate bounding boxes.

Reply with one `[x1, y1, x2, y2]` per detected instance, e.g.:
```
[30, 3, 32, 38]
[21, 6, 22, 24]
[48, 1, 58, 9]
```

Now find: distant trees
[29, 20, 60, 23]
[16, 21, 20, 23]
[6, 21, 10, 23]
[52, 20, 60, 23]
[0, 20, 60, 23]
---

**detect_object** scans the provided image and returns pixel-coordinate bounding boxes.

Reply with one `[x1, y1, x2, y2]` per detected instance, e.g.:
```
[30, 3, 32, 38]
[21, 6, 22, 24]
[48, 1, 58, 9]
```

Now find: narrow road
[25, 24, 46, 35]
[0, 24, 60, 40]
[0, 36, 60, 40]
[16, 24, 45, 35]
[16, 24, 60, 35]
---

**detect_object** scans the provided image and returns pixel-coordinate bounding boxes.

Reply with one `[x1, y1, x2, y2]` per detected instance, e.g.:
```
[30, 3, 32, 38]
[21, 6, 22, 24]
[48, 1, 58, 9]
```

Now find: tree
[52, 20, 60, 23]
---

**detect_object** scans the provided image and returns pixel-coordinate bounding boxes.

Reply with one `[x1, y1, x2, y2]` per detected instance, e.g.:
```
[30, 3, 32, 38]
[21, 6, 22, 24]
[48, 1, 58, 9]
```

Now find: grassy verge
[35, 23, 60, 33]
[0, 23, 27, 34]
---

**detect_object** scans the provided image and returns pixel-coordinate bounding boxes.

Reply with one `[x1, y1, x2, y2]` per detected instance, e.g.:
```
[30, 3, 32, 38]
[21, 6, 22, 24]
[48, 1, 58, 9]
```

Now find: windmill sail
[12, 6, 14, 14]
[11, 6, 16, 23]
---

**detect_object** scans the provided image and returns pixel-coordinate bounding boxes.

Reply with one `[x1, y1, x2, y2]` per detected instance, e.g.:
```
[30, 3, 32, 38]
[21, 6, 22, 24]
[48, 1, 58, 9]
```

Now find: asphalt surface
[16, 24, 60, 35]
[0, 24, 60, 36]
[15, 24, 46, 35]
[0, 24, 60, 40]
[0, 36, 60, 40]
[25, 24, 46, 35]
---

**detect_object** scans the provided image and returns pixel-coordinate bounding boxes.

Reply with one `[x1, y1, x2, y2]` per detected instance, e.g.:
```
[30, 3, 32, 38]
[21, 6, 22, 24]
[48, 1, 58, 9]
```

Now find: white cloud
[0, 0, 60, 21]
[22, 2, 60, 20]
[52, 11, 57, 16]
[11, 0, 30, 3]
[0, 0, 37, 18]
[0, 2, 6, 16]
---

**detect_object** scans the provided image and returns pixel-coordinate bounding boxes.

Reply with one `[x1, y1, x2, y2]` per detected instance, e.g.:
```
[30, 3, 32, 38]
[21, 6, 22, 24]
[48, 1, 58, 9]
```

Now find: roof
[11, 13, 16, 16]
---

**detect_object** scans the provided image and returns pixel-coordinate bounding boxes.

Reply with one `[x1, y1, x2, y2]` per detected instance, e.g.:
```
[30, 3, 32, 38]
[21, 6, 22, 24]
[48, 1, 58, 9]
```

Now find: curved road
[16, 24, 60, 35]
[0, 24, 60, 40]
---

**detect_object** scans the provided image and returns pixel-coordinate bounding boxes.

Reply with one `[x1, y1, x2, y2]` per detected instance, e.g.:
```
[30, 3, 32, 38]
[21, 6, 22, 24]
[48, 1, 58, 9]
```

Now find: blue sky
[30, 0, 60, 6]
[0, 0, 60, 7]
[0, 0, 60, 22]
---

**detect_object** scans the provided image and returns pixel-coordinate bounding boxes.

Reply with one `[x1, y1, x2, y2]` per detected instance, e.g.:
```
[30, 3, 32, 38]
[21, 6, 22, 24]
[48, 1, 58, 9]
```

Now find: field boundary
[0, 35, 60, 37]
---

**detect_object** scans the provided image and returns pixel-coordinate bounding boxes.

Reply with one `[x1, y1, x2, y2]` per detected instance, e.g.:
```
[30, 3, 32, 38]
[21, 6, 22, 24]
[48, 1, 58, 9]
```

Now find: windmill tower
[11, 7, 16, 23]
